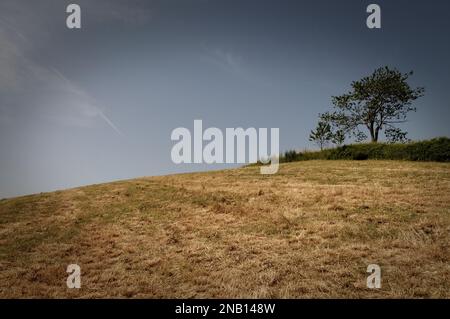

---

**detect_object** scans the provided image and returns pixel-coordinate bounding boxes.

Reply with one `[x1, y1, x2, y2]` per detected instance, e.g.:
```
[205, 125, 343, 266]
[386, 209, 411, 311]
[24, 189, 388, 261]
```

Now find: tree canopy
[320, 66, 424, 143]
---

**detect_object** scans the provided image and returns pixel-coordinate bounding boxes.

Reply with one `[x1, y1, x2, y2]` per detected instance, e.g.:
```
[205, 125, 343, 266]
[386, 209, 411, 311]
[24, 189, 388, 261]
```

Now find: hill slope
[0, 160, 449, 298]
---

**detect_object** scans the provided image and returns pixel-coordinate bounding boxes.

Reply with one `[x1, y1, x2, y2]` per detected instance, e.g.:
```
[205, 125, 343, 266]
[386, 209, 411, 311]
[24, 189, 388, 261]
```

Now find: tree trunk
[369, 122, 377, 143]
[374, 127, 380, 142]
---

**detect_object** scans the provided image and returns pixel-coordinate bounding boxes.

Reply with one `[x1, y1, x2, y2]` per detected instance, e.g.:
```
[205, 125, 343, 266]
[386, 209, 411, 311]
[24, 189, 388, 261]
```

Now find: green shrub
[283, 150, 298, 162]
[280, 137, 450, 163]
[352, 152, 369, 160]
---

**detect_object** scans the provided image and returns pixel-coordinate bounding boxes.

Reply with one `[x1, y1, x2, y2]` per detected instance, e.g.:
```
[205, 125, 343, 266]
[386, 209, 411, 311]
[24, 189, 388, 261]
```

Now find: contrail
[98, 111, 123, 136]
[50, 68, 124, 137]
[0, 17, 123, 137]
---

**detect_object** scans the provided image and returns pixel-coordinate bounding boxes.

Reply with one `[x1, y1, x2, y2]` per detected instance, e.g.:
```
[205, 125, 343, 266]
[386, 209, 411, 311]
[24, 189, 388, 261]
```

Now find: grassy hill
[0, 160, 449, 298]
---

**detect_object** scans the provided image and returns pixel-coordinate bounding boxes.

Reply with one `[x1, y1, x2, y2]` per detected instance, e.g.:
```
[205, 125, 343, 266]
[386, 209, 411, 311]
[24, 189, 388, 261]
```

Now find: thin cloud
[0, 16, 29, 44]
[202, 47, 244, 76]
[201, 45, 272, 88]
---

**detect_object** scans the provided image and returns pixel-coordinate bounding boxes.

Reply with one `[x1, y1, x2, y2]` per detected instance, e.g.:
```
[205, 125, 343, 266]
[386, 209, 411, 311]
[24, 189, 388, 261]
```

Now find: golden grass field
[0, 160, 449, 298]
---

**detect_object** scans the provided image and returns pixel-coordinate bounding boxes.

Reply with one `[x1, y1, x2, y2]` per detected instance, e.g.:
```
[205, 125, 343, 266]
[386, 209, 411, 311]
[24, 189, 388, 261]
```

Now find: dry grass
[0, 160, 449, 298]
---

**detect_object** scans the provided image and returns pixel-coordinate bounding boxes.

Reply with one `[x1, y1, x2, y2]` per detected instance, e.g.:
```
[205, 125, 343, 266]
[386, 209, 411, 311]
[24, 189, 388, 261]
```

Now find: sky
[0, 0, 449, 198]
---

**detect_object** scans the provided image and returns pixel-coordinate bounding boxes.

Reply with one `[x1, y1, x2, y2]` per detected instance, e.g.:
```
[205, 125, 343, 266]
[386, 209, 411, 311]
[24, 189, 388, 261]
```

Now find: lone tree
[309, 120, 332, 150]
[321, 66, 424, 143]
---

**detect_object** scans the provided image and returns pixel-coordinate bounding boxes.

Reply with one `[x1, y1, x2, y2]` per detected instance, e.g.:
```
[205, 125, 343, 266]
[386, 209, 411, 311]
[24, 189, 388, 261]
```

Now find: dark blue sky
[1, 0, 449, 197]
